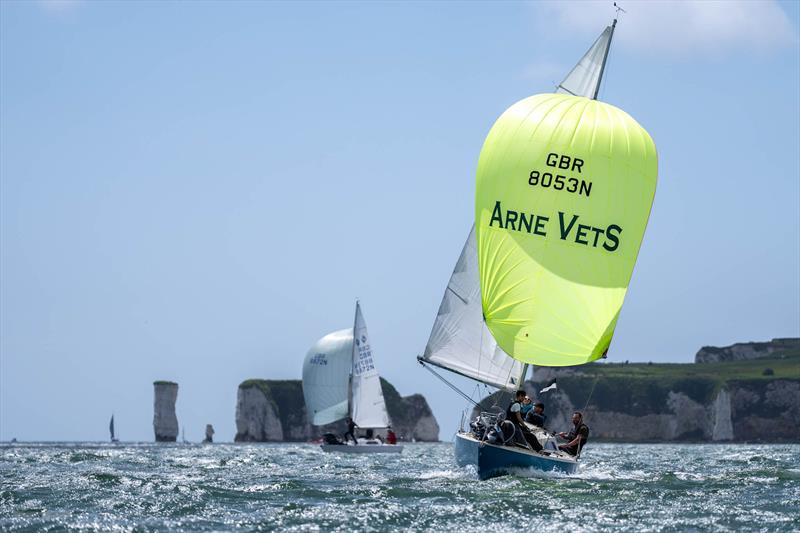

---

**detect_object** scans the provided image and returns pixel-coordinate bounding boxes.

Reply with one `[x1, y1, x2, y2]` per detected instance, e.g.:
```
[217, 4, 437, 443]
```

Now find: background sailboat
[303, 302, 402, 453]
[109, 414, 119, 443]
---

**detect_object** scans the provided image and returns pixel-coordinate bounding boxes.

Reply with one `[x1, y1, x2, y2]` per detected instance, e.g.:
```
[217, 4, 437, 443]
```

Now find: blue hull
[454, 432, 578, 480]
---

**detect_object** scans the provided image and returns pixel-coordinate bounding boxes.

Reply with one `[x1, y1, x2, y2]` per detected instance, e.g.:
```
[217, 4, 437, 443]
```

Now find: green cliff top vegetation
[555, 352, 800, 382]
[153, 380, 178, 386]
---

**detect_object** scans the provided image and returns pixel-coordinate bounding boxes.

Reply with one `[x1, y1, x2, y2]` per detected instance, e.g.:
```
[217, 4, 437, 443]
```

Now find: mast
[347, 300, 358, 419]
[592, 18, 617, 100]
[517, 364, 529, 389]
[347, 374, 353, 419]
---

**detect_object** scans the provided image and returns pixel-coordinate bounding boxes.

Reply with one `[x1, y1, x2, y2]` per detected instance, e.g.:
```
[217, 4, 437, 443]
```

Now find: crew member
[507, 390, 543, 452]
[520, 396, 533, 416]
[344, 417, 358, 444]
[558, 411, 589, 456]
[386, 427, 397, 445]
[526, 402, 547, 428]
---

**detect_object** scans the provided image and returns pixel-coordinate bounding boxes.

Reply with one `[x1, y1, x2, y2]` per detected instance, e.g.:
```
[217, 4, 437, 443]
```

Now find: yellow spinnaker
[475, 93, 657, 366]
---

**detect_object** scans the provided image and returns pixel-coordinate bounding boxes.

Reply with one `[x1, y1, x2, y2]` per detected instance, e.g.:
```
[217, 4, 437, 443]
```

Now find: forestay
[302, 329, 353, 425]
[421, 225, 523, 390]
[350, 302, 390, 428]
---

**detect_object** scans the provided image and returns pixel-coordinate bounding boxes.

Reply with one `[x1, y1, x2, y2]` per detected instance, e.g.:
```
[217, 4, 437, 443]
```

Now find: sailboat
[109, 414, 119, 443]
[420, 16, 657, 479]
[303, 301, 403, 454]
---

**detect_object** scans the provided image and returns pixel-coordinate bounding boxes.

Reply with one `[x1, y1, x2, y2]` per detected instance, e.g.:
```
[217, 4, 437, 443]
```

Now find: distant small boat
[303, 301, 403, 454]
[109, 414, 119, 443]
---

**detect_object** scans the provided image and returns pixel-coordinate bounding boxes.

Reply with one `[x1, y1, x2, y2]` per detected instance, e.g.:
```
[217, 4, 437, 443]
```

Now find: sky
[1, 0, 798, 443]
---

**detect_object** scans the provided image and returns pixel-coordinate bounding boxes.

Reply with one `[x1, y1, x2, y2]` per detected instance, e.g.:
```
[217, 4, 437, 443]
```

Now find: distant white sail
[556, 23, 614, 99]
[422, 225, 524, 390]
[350, 302, 390, 428]
[302, 328, 353, 425]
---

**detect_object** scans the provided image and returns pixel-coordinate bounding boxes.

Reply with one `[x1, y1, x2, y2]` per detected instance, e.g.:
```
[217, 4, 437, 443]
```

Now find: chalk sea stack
[203, 424, 215, 443]
[234, 378, 439, 442]
[153, 381, 179, 442]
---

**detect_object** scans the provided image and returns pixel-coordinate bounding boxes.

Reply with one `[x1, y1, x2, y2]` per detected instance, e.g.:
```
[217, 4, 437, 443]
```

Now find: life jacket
[506, 401, 521, 424]
[568, 422, 590, 445]
[526, 411, 547, 427]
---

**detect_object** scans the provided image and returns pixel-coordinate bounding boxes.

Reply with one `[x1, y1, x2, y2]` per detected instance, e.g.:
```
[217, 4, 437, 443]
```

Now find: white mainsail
[302, 328, 353, 425]
[556, 21, 615, 100]
[421, 226, 523, 390]
[421, 23, 616, 390]
[350, 302, 390, 428]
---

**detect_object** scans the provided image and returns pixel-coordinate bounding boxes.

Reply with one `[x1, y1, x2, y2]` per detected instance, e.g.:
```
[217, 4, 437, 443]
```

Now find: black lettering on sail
[604, 224, 622, 252]
[558, 212, 579, 240]
[490, 201, 504, 227]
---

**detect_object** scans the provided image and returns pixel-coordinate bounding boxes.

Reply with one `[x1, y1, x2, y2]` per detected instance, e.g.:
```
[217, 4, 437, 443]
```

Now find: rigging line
[418, 360, 480, 408]
[471, 382, 480, 400]
[557, 84, 577, 96]
[582, 373, 601, 412]
[476, 308, 485, 388]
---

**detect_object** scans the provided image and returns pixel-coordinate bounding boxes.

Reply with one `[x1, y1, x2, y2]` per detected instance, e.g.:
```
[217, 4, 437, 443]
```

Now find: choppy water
[1, 442, 798, 531]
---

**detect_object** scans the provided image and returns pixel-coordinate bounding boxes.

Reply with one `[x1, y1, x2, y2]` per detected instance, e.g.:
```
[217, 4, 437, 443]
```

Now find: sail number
[528, 153, 592, 197]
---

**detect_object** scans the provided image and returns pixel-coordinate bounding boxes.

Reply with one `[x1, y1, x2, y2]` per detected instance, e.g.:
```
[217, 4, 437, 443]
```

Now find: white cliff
[235, 383, 284, 441]
[234, 378, 439, 442]
[695, 338, 799, 363]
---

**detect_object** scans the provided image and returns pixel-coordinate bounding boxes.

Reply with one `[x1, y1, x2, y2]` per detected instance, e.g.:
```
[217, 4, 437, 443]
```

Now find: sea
[1, 442, 798, 531]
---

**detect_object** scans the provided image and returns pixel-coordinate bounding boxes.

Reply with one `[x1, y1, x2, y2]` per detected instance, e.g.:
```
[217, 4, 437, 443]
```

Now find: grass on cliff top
[153, 380, 178, 386]
[240, 379, 293, 388]
[240, 378, 406, 400]
[555, 352, 800, 381]
[239, 380, 299, 401]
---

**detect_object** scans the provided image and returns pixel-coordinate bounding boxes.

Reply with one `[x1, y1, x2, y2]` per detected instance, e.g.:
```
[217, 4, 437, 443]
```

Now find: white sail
[422, 225, 524, 390]
[302, 328, 353, 425]
[350, 302, 390, 428]
[556, 23, 614, 99]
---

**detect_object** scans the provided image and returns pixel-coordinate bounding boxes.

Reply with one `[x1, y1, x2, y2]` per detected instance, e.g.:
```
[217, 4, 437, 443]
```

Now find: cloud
[537, 0, 797, 56]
